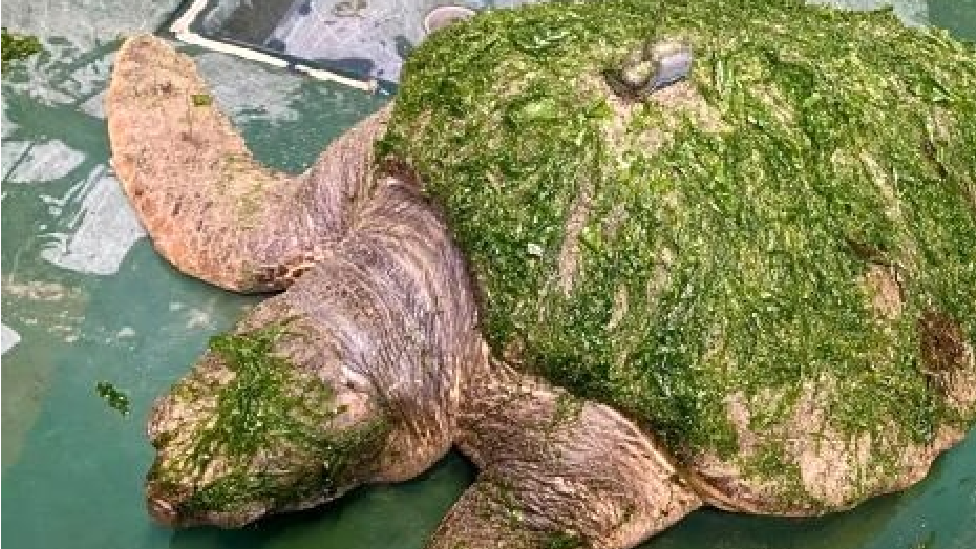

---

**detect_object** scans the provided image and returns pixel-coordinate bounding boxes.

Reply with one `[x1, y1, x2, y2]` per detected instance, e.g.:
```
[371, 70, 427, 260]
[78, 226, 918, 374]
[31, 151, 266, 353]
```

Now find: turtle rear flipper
[107, 35, 384, 292]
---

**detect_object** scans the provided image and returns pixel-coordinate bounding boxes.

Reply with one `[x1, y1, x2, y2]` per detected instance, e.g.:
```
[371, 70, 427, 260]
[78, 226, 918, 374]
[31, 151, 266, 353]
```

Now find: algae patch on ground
[1, 28, 42, 71]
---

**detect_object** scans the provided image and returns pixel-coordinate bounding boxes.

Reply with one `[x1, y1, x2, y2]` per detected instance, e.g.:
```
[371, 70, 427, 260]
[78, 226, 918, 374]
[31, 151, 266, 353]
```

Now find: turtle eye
[339, 364, 372, 392]
[151, 431, 175, 450]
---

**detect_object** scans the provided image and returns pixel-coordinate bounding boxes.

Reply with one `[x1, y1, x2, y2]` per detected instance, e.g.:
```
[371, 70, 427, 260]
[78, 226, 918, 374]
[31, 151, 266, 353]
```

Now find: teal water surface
[2, 1, 974, 548]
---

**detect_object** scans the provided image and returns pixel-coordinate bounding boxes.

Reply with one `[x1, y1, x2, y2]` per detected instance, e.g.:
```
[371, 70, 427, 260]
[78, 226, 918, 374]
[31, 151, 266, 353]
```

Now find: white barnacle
[646, 39, 694, 92]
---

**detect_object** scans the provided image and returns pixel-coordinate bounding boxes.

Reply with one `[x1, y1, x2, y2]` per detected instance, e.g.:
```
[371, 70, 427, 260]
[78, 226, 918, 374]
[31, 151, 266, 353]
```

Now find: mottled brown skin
[107, 36, 378, 292]
[440, 361, 701, 548]
[108, 35, 973, 549]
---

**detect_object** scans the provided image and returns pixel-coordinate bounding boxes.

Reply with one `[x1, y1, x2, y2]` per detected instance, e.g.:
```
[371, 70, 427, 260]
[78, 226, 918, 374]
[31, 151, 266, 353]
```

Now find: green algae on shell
[381, 0, 976, 505]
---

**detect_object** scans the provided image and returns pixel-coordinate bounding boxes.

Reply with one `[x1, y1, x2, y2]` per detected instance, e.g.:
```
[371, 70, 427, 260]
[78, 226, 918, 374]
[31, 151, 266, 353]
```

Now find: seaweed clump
[2, 28, 42, 71]
[96, 382, 131, 416]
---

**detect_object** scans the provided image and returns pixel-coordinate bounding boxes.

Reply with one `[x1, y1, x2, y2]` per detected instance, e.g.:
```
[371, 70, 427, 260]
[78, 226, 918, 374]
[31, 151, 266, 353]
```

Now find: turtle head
[144, 324, 390, 528]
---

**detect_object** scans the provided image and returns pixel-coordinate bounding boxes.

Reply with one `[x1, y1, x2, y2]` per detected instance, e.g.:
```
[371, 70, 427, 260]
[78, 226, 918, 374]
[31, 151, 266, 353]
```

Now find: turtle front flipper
[426, 475, 587, 549]
[107, 35, 384, 292]
[434, 361, 702, 549]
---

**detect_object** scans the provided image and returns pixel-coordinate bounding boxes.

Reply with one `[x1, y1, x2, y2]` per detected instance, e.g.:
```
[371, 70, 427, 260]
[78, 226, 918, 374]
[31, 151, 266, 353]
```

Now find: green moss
[1, 28, 42, 71]
[542, 531, 584, 549]
[193, 323, 333, 464]
[550, 390, 584, 428]
[742, 441, 814, 508]
[153, 322, 389, 513]
[382, 0, 976, 494]
[473, 476, 587, 547]
[178, 415, 389, 514]
[191, 93, 213, 106]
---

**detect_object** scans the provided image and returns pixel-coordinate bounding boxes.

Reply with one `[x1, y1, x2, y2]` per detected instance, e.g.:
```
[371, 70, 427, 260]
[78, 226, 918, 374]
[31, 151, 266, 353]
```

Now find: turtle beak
[146, 479, 181, 526]
[148, 496, 178, 526]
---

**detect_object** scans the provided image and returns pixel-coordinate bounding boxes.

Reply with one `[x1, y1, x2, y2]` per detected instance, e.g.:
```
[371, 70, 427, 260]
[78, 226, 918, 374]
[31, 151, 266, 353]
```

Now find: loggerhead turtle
[107, 1, 976, 547]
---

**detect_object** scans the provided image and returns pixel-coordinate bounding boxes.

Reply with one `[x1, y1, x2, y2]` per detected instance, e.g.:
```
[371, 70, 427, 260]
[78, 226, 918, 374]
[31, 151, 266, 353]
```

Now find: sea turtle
[106, 1, 976, 547]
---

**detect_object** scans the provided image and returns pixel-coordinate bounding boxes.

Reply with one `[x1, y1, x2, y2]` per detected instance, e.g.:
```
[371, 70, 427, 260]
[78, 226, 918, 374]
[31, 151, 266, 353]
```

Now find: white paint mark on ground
[40, 166, 146, 275]
[2, 0, 176, 113]
[1, 278, 86, 344]
[2, 278, 81, 301]
[185, 308, 213, 330]
[809, 0, 929, 26]
[80, 89, 108, 119]
[3, 139, 87, 184]
[2, 0, 183, 47]
[2, 324, 22, 354]
[195, 52, 304, 124]
[2, 99, 20, 139]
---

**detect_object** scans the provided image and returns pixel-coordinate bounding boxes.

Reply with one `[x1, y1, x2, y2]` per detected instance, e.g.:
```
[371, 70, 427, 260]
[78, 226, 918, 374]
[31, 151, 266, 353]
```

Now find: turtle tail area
[106, 35, 382, 293]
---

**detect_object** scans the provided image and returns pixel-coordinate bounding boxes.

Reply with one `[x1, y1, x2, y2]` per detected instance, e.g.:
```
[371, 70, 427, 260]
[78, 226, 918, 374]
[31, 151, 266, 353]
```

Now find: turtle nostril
[148, 496, 178, 526]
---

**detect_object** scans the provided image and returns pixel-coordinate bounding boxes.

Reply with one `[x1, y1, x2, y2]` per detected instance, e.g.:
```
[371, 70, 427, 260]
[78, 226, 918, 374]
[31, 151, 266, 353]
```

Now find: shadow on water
[642, 428, 976, 549]
[646, 490, 905, 549]
[928, 0, 976, 41]
[162, 429, 976, 549]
